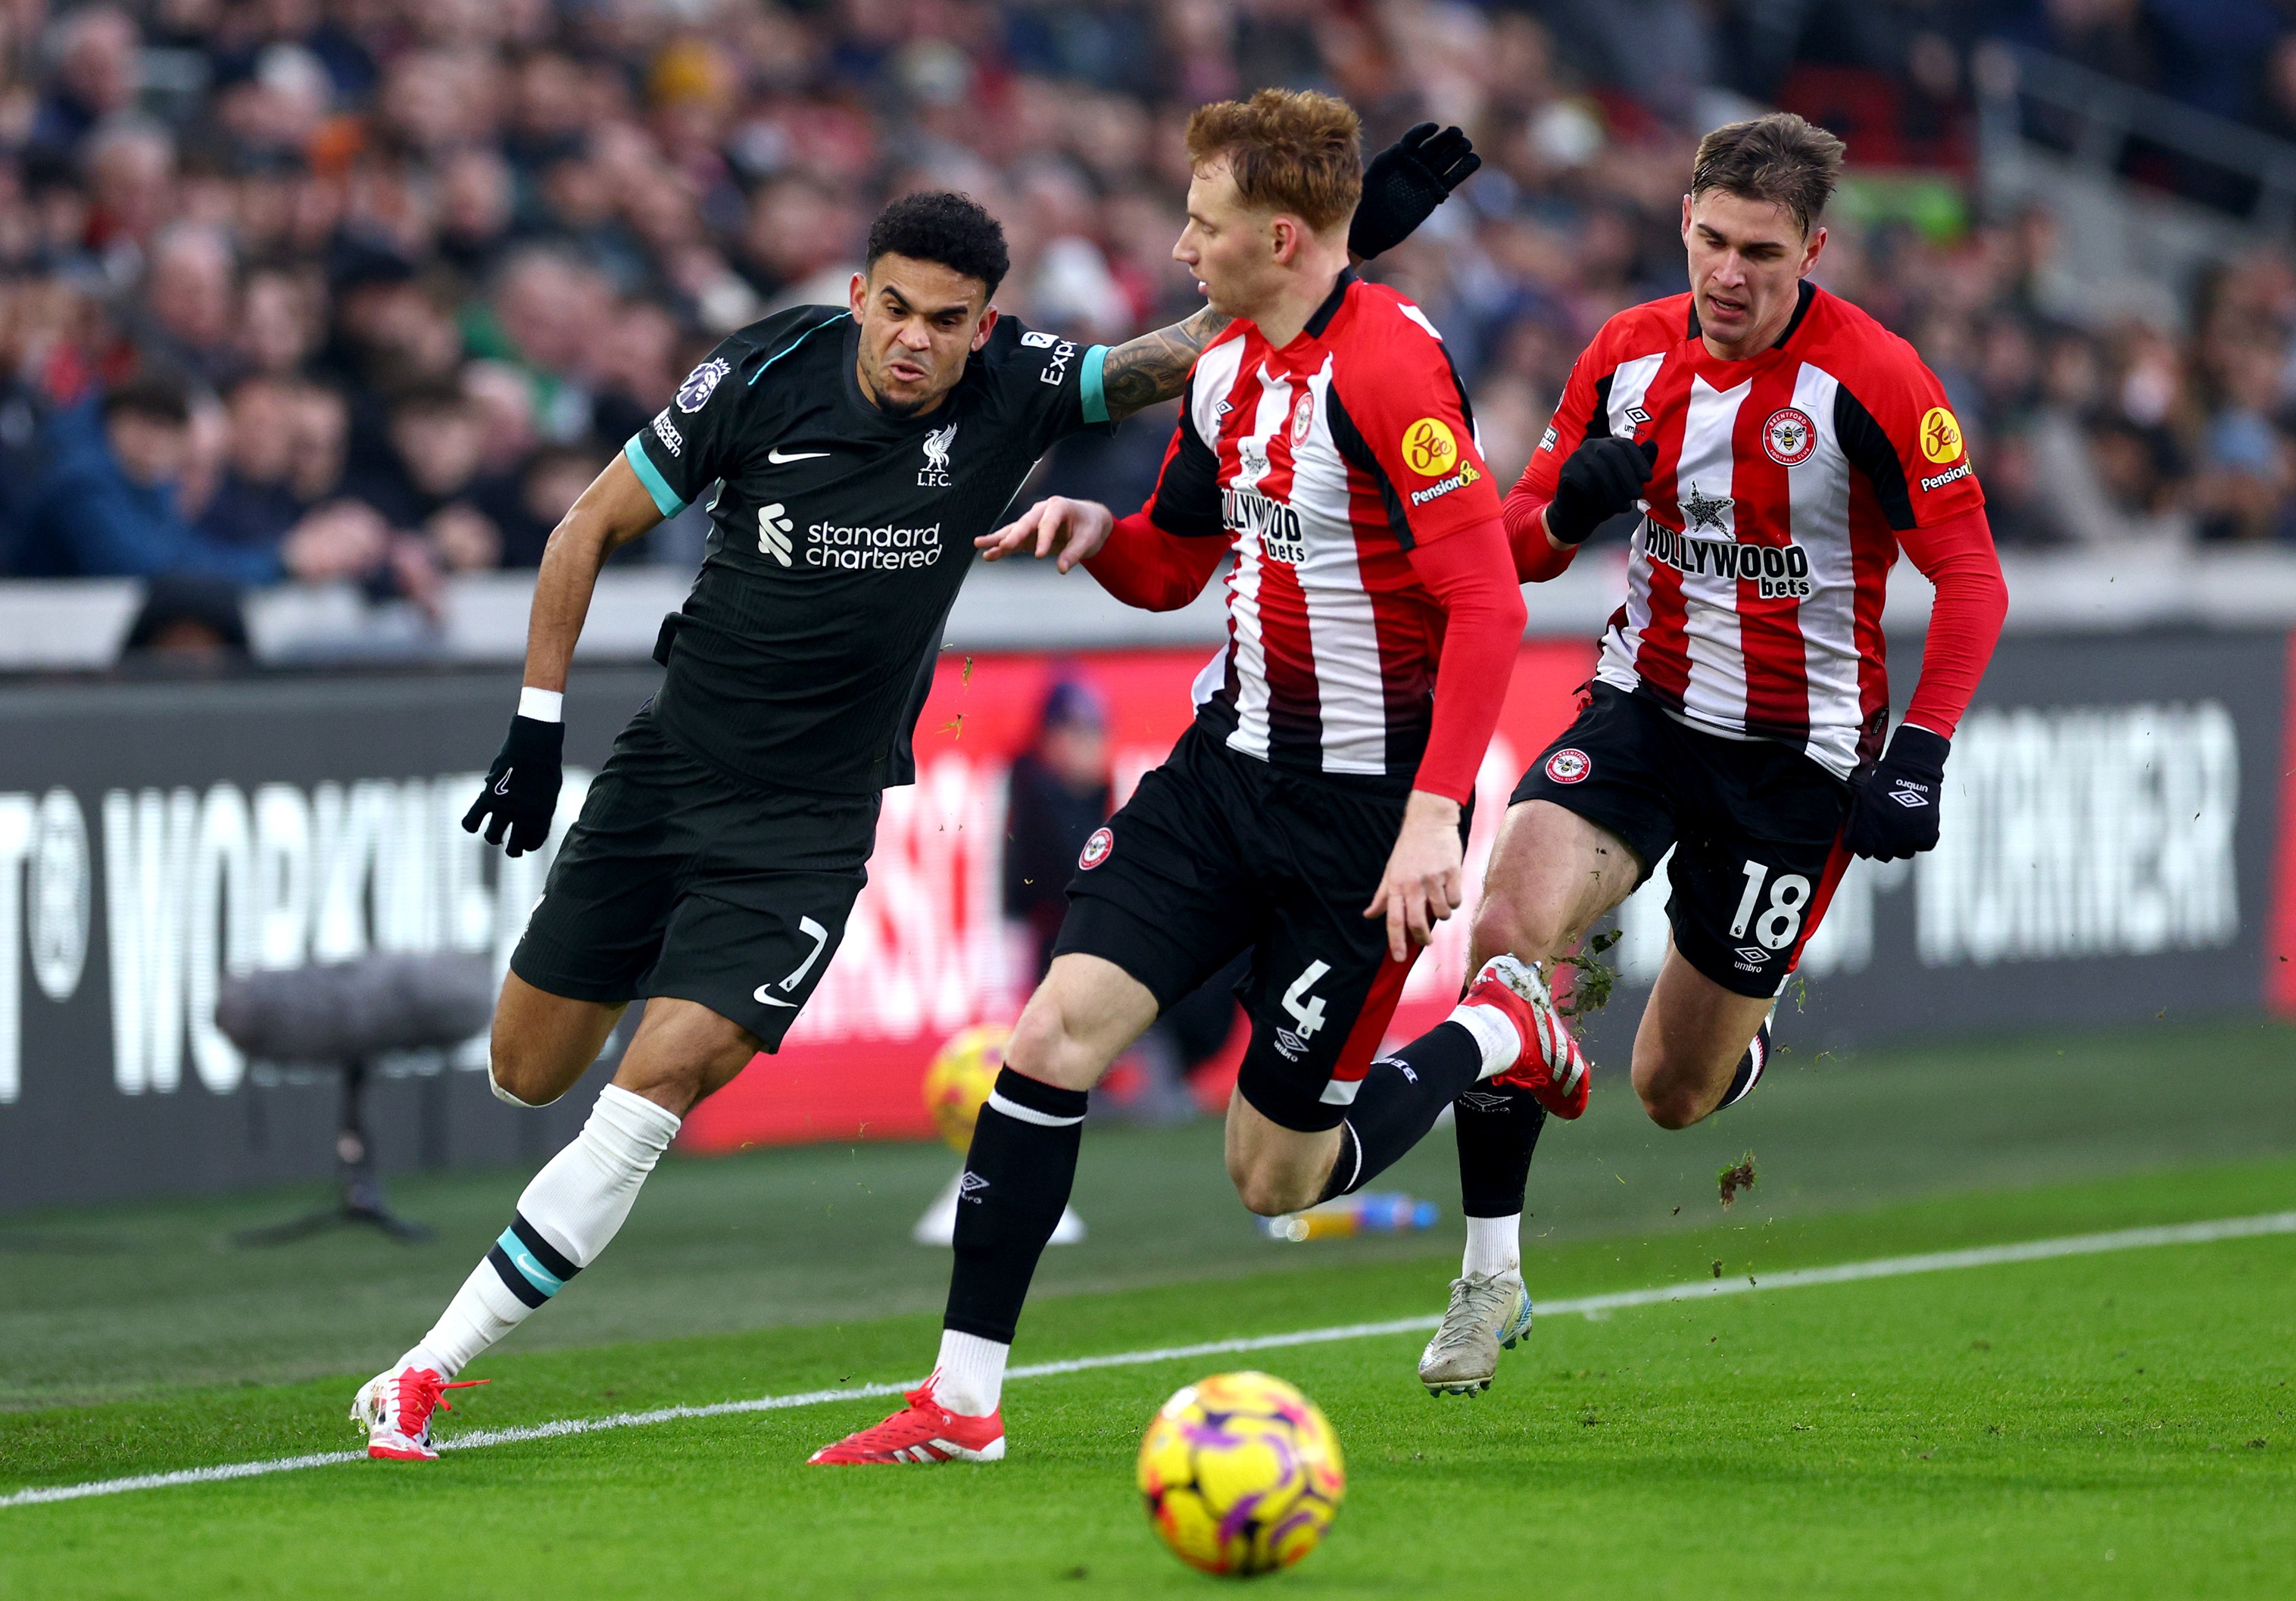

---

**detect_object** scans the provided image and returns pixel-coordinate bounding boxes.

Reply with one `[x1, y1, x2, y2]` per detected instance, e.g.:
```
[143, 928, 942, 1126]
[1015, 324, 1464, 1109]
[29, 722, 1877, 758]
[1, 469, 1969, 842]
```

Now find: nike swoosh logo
[494, 772, 513, 795]
[767, 448, 830, 463]
[753, 986, 797, 1006]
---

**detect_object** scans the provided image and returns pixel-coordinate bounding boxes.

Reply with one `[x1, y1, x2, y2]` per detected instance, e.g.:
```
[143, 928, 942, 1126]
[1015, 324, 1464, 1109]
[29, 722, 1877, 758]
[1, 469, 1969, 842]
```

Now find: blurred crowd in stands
[4, 0, 2296, 611]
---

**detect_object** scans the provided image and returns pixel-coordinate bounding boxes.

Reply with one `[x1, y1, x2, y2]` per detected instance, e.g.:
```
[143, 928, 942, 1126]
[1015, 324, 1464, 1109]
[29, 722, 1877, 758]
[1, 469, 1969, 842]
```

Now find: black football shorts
[511, 710, 877, 1047]
[1509, 682, 1852, 999]
[1053, 723, 1466, 1133]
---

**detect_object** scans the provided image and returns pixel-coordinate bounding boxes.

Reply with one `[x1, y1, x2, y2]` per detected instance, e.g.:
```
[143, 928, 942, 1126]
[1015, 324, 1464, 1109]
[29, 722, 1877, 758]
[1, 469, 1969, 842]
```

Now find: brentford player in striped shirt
[812, 91, 1556, 1466]
[1399, 113, 2011, 1396]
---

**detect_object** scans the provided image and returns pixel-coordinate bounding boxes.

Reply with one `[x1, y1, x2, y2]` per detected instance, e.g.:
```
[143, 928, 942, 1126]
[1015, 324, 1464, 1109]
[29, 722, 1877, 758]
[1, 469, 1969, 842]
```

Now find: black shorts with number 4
[1053, 723, 1463, 1134]
[512, 710, 878, 1047]
[1510, 683, 1852, 999]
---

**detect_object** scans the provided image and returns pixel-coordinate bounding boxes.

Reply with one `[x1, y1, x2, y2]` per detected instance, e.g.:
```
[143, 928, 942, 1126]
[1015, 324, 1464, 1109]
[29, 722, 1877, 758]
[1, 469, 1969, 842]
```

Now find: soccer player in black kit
[352, 139, 1485, 1460]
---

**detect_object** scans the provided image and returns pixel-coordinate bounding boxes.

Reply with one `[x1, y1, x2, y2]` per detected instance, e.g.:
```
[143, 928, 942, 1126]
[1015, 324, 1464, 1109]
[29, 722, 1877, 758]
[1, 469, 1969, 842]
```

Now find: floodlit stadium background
[0, 3, 2289, 1234]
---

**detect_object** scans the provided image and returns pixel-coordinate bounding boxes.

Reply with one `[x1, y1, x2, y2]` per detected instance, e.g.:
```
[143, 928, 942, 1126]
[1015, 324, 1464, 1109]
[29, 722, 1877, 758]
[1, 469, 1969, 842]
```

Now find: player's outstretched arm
[979, 497, 1227, 613]
[461, 454, 663, 857]
[1097, 305, 1234, 422]
[521, 454, 664, 692]
[977, 495, 1115, 571]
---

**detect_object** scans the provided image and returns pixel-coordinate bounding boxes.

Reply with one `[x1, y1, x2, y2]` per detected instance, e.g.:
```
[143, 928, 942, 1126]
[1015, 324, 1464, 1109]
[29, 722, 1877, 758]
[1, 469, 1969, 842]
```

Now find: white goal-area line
[6, 1209, 2290, 1512]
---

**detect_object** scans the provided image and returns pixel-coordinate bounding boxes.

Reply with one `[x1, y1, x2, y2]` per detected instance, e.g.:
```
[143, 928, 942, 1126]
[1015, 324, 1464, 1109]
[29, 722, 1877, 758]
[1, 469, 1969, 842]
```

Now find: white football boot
[351, 1365, 487, 1461]
[1417, 1270, 1533, 1396]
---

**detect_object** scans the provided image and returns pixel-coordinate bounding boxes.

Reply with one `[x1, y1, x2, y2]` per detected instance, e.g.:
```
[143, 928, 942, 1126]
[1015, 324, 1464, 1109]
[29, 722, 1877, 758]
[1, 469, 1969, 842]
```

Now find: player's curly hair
[1691, 112, 1846, 239]
[866, 190, 1010, 297]
[1185, 89, 1362, 233]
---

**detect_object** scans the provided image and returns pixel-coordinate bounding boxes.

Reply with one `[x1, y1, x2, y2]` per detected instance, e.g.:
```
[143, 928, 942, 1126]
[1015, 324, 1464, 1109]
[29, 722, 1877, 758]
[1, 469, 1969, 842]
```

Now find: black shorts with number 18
[1509, 682, 1852, 998]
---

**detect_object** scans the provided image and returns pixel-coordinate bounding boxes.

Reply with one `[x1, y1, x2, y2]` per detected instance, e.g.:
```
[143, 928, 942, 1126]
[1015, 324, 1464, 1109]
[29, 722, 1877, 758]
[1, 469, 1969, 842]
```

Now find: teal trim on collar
[623, 434, 687, 518]
[749, 312, 849, 384]
[1081, 344, 1110, 426]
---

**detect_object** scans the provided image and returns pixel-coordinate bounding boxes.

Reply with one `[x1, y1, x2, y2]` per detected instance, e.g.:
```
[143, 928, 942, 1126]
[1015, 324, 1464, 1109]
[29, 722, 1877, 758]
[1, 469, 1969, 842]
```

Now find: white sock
[1450, 1002, 1522, 1080]
[932, 1329, 1009, 1416]
[1462, 1213, 1521, 1280]
[405, 1084, 681, 1378]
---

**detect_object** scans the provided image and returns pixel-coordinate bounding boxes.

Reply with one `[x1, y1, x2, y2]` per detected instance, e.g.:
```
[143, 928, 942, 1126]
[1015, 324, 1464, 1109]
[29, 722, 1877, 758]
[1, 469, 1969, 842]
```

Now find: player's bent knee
[1635, 1071, 1709, 1131]
[1231, 1169, 1310, 1219]
[487, 1048, 566, 1109]
[1002, 993, 1101, 1092]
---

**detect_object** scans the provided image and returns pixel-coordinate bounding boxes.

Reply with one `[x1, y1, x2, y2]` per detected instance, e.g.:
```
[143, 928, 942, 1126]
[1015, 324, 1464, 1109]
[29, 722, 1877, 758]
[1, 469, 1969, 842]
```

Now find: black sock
[1316, 1021, 1484, 1203]
[1718, 1020, 1771, 1110]
[1453, 1079, 1548, 1217]
[943, 1068, 1089, 1345]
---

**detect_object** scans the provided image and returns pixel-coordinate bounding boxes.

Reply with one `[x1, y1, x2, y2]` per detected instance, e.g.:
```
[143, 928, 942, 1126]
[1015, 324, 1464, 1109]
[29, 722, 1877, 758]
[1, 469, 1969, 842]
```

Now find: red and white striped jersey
[1142, 270, 1504, 788]
[1526, 282, 1986, 778]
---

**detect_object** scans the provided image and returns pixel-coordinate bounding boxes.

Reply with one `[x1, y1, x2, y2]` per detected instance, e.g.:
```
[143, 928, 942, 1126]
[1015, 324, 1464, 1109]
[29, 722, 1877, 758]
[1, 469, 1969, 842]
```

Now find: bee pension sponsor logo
[1919, 406, 1963, 464]
[1401, 417, 1458, 477]
[1408, 462, 1482, 507]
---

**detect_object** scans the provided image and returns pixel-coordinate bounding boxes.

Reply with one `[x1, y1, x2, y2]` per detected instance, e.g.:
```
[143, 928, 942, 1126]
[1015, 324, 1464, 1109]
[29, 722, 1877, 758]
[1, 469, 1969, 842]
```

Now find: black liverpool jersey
[623, 306, 1113, 793]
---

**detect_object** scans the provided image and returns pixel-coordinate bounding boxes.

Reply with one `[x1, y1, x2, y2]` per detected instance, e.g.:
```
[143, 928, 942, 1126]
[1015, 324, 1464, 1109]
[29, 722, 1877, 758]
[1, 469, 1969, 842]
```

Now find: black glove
[1349, 123, 1481, 261]
[1546, 436, 1658, 545]
[1844, 724, 1951, 861]
[463, 715, 564, 857]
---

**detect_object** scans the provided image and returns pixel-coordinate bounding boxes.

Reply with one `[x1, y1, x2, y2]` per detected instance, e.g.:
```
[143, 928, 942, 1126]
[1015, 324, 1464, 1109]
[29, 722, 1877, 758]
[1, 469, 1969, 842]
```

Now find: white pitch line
[6, 1209, 2291, 1511]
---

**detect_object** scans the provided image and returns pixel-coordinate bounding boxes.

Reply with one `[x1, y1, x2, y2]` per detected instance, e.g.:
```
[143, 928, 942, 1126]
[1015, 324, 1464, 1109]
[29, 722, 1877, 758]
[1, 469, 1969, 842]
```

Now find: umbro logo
[758, 502, 795, 566]
[1887, 784, 1931, 809]
[1457, 1091, 1512, 1113]
[1733, 945, 1770, 966]
[1624, 406, 1651, 427]
[958, 1171, 989, 1203]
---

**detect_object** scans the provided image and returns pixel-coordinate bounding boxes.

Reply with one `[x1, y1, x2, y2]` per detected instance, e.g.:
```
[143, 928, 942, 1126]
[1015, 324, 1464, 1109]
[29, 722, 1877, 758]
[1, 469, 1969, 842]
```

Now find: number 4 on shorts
[1282, 960, 1332, 1039]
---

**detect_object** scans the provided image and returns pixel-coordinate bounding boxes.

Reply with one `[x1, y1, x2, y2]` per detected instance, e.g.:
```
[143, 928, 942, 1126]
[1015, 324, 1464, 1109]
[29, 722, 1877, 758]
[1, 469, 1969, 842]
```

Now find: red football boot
[351, 1365, 489, 1461]
[1465, 954, 1590, 1119]
[808, 1376, 1006, 1465]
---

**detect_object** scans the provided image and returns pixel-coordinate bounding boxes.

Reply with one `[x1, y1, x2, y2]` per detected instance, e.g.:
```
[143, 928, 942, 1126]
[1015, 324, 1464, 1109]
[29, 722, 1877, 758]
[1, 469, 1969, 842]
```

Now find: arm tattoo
[1099, 307, 1233, 421]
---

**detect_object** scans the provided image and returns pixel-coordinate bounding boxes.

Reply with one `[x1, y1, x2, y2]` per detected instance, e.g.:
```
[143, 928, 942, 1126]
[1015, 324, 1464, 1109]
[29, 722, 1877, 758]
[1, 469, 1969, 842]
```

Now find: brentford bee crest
[1544, 747, 1592, 785]
[1762, 406, 1817, 466]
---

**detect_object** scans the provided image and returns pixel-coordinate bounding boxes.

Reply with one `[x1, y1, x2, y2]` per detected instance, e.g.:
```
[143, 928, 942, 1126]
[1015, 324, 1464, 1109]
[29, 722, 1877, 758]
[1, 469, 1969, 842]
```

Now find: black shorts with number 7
[1052, 722, 1468, 1134]
[1509, 682, 1854, 999]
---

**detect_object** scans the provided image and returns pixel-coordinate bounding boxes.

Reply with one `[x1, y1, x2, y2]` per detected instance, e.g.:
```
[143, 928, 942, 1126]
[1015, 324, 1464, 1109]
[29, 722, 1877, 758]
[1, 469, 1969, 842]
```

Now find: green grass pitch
[2, 1019, 2292, 1598]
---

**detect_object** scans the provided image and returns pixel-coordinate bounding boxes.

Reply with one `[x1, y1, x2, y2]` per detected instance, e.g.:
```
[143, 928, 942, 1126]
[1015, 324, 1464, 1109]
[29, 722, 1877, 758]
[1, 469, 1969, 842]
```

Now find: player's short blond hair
[1691, 112, 1846, 239]
[1184, 89, 1362, 235]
